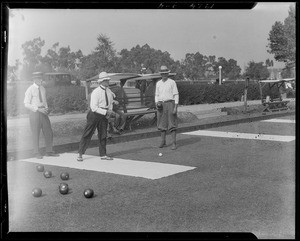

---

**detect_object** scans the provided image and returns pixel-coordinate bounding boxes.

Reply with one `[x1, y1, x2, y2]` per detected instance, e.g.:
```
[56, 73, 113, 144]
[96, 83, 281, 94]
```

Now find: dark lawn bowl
[59, 183, 69, 195]
[83, 189, 94, 198]
[32, 188, 42, 197]
[43, 170, 52, 178]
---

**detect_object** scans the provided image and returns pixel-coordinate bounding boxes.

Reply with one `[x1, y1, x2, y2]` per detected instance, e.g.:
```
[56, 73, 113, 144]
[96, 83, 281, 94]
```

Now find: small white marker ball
[159, 153, 163, 157]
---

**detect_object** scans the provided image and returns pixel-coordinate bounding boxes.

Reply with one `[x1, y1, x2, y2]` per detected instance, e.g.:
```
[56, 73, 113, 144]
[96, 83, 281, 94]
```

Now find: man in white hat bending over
[77, 72, 116, 161]
[155, 66, 179, 150]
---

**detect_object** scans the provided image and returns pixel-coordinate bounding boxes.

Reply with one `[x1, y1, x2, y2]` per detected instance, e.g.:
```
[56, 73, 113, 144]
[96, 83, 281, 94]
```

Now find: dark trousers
[29, 111, 53, 154]
[78, 111, 108, 157]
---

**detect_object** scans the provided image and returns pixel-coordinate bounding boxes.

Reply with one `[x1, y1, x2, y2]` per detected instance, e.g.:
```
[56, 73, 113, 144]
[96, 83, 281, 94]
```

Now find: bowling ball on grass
[43, 170, 52, 178]
[36, 165, 44, 172]
[32, 188, 42, 197]
[83, 189, 94, 198]
[59, 183, 68, 188]
[59, 183, 69, 195]
[60, 172, 69, 180]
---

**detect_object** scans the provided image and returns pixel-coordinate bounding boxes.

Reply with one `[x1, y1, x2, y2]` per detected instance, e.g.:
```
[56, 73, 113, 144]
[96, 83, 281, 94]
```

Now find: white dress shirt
[155, 78, 179, 104]
[24, 83, 48, 112]
[90, 85, 114, 115]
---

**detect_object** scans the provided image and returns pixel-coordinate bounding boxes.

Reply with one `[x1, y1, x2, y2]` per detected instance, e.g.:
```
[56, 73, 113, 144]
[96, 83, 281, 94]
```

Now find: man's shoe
[77, 156, 83, 162]
[171, 143, 177, 150]
[45, 152, 60, 157]
[100, 156, 113, 160]
[35, 154, 43, 159]
[159, 142, 166, 148]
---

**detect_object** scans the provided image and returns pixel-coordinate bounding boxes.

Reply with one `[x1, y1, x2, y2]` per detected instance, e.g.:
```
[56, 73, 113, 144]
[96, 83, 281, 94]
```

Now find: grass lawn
[7, 117, 295, 238]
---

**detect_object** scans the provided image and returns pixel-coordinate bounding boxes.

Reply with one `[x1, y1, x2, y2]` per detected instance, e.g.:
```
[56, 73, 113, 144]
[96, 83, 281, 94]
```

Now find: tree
[43, 43, 83, 73]
[20, 37, 45, 80]
[7, 59, 21, 82]
[21, 37, 45, 67]
[182, 52, 208, 80]
[93, 34, 118, 72]
[118, 44, 178, 76]
[227, 59, 241, 80]
[79, 34, 118, 79]
[203, 55, 217, 78]
[267, 5, 295, 64]
[43, 42, 60, 70]
[244, 61, 270, 80]
[213, 57, 241, 80]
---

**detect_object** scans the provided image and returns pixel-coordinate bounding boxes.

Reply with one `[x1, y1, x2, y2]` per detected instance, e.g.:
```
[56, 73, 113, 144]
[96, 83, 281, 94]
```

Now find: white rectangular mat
[182, 130, 295, 142]
[19, 153, 196, 180]
[261, 119, 295, 124]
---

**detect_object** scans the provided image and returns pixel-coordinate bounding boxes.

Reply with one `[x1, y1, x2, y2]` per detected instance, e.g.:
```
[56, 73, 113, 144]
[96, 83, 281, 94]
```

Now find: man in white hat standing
[77, 72, 116, 161]
[24, 72, 59, 158]
[155, 66, 179, 150]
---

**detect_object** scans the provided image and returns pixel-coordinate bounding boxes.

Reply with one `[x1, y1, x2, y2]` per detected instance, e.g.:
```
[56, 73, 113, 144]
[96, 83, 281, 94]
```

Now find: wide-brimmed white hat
[32, 72, 44, 80]
[97, 72, 111, 82]
[159, 66, 170, 74]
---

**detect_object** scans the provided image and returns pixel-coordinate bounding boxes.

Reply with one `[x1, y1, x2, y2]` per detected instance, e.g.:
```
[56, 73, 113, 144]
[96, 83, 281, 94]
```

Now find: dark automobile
[43, 73, 72, 87]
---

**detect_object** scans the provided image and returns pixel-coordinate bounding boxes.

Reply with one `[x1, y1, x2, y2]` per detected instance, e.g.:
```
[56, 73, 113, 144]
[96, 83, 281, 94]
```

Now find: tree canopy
[267, 5, 295, 64]
[11, 33, 243, 82]
[243, 61, 269, 80]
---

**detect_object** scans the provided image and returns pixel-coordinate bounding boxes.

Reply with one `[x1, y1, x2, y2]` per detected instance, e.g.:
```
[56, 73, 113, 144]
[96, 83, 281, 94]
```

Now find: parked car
[43, 73, 72, 87]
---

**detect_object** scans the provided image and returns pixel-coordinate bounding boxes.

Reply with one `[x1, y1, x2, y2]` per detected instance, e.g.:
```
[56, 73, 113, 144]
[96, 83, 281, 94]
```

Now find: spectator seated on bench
[116, 81, 157, 131]
[108, 84, 127, 133]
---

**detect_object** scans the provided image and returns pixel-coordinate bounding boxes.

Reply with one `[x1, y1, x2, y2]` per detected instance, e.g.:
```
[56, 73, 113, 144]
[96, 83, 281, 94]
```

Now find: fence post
[244, 77, 249, 111]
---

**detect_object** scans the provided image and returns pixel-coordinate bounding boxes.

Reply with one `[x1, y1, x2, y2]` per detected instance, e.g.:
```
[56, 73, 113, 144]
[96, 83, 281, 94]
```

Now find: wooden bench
[117, 94, 157, 131]
[262, 99, 290, 112]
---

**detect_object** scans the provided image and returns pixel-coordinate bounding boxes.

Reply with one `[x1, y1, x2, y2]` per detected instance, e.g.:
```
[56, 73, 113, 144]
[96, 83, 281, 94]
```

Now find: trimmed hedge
[6, 81, 283, 116]
[177, 82, 280, 105]
[46, 86, 87, 114]
[7, 84, 87, 116]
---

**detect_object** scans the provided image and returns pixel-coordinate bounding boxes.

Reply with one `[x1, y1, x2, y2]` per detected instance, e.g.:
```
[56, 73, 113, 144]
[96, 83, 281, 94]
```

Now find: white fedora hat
[97, 72, 111, 82]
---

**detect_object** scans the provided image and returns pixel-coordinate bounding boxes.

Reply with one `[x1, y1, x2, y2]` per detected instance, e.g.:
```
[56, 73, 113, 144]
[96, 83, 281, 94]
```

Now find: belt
[161, 100, 174, 103]
[100, 107, 109, 110]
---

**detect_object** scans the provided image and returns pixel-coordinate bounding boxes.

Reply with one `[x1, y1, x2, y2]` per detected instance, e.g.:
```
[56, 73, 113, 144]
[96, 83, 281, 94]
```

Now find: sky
[7, 2, 295, 71]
